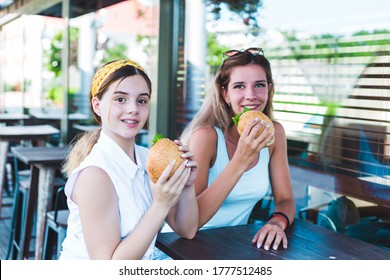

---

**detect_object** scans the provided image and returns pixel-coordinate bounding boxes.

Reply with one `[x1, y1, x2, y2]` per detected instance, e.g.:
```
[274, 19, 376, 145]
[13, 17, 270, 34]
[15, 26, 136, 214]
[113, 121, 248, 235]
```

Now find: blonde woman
[181, 48, 295, 251]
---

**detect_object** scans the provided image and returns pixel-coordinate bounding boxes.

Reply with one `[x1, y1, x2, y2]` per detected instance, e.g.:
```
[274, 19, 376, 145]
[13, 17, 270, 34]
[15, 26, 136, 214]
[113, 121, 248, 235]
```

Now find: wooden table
[72, 124, 149, 147]
[72, 123, 101, 132]
[0, 113, 30, 126]
[10, 145, 68, 260]
[156, 219, 390, 260]
[0, 125, 60, 217]
[290, 164, 390, 208]
[30, 111, 90, 127]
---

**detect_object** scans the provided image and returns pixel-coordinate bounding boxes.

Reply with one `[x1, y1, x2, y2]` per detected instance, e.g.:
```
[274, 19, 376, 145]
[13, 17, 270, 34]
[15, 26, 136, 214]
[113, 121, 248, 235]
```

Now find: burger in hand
[232, 107, 275, 146]
[146, 133, 185, 183]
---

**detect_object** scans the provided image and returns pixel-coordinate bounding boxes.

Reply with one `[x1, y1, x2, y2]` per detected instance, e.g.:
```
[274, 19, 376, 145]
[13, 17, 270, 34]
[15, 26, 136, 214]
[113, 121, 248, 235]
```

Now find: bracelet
[268, 212, 290, 229]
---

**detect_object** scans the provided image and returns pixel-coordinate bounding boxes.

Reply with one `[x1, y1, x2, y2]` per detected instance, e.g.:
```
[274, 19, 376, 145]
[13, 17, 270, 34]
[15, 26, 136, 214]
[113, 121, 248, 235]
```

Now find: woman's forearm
[168, 185, 199, 238]
[112, 203, 170, 259]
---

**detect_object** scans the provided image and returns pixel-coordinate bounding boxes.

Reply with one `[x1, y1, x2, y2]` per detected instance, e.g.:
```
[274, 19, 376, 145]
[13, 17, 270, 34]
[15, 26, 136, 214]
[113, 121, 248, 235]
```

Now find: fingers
[252, 226, 288, 251]
[161, 159, 186, 186]
[242, 118, 262, 138]
[153, 161, 191, 209]
[184, 159, 198, 169]
[173, 140, 195, 161]
[157, 159, 177, 183]
[241, 119, 273, 143]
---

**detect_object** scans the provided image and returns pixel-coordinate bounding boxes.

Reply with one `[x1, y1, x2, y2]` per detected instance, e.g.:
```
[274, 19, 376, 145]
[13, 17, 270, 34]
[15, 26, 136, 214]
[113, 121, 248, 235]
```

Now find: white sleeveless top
[201, 126, 270, 230]
[59, 131, 154, 260]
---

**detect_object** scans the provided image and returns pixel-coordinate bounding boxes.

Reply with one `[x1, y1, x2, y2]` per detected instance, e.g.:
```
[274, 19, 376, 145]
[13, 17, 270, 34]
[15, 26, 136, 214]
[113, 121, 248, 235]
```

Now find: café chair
[6, 178, 31, 259]
[299, 195, 390, 249]
[248, 194, 274, 224]
[42, 185, 69, 260]
[344, 206, 390, 250]
[298, 203, 338, 232]
[298, 195, 360, 233]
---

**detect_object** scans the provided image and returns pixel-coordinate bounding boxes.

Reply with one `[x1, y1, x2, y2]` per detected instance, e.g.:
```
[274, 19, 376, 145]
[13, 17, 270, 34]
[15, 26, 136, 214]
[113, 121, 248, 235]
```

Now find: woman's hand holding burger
[146, 135, 198, 209]
[175, 140, 198, 187]
[231, 108, 275, 171]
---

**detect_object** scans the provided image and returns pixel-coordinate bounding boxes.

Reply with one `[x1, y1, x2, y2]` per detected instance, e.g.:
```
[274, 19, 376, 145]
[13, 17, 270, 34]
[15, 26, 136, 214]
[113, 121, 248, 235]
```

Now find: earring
[228, 102, 231, 107]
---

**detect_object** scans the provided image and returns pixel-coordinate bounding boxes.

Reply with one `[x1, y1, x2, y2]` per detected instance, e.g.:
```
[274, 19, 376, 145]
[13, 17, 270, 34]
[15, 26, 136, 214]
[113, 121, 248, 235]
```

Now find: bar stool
[42, 186, 69, 259]
[6, 178, 31, 259]
[6, 172, 66, 259]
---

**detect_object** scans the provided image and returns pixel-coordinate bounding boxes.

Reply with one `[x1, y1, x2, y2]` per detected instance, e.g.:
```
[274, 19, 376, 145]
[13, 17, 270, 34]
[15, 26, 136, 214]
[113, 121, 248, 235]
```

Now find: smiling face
[222, 64, 272, 116]
[92, 74, 150, 147]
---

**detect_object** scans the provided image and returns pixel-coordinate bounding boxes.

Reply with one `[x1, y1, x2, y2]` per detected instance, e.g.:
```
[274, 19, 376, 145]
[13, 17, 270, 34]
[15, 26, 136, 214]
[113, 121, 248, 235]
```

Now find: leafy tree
[45, 27, 79, 77]
[205, 0, 263, 34]
[206, 33, 229, 74]
[100, 43, 128, 64]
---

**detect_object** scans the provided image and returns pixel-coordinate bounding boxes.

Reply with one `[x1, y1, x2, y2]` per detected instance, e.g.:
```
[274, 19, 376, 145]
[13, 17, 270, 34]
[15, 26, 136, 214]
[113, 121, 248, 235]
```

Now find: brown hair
[62, 60, 152, 177]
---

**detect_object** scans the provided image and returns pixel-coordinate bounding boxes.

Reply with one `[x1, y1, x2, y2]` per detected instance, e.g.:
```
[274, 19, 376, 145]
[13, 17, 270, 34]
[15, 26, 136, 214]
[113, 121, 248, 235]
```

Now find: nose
[245, 88, 257, 100]
[126, 100, 139, 114]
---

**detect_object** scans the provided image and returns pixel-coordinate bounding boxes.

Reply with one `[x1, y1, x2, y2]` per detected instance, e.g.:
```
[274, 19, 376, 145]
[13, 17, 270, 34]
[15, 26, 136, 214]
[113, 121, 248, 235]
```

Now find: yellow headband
[91, 59, 145, 97]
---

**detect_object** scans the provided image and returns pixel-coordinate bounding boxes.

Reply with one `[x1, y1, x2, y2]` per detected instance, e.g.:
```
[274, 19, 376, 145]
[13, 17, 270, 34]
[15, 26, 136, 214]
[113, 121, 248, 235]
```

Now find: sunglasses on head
[222, 47, 264, 62]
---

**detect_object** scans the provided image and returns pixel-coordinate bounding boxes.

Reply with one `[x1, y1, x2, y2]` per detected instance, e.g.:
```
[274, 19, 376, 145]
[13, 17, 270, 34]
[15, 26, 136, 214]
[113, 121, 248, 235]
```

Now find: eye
[137, 98, 149, 105]
[115, 97, 127, 103]
[255, 82, 267, 88]
[233, 84, 244, 89]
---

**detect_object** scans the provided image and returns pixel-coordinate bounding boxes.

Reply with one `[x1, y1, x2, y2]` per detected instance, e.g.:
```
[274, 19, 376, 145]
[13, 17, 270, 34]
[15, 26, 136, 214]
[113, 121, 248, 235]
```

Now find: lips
[122, 119, 139, 125]
[241, 104, 259, 110]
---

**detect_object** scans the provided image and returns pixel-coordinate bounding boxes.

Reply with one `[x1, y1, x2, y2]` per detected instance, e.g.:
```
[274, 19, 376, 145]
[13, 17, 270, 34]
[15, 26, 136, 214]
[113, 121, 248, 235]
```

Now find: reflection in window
[202, 0, 390, 184]
[0, 0, 159, 121]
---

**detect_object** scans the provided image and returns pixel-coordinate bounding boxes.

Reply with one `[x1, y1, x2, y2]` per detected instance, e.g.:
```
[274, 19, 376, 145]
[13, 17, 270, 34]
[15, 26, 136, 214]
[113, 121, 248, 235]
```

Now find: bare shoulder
[272, 120, 286, 139]
[73, 166, 116, 203]
[189, 126, 218, 165]
[268, 121, 287, 155]
[78, 166, 111, 182]
[190, 126, 218, 147]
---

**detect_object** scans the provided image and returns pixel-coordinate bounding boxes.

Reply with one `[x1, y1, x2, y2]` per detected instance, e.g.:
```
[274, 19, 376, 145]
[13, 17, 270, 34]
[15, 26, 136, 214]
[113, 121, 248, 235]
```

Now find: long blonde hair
[62, 129, 101, 177]
[62, 60, 152, 177]
[180, 52, 275, 145]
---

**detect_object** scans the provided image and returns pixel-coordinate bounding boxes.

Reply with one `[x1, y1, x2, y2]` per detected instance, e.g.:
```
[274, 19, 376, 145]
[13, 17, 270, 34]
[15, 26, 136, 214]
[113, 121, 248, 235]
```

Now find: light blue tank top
[201, 126, 270, 230]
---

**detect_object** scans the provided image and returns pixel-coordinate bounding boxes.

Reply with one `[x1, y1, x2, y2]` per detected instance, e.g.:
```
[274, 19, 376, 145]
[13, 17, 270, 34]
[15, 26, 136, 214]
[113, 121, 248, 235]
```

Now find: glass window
[0, 0, 159, 144]
[198, 0, 390, 186]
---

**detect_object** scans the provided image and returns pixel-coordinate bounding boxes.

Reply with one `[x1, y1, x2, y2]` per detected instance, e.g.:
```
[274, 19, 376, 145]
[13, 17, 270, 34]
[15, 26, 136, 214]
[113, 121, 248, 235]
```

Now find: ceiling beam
[0, 0, 61, 26]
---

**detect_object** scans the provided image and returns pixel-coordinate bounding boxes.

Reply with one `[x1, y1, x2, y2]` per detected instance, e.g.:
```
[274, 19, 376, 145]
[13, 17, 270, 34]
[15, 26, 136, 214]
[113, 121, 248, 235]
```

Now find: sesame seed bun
[146, 138, 185, 183]
[237, 110, 275, 146]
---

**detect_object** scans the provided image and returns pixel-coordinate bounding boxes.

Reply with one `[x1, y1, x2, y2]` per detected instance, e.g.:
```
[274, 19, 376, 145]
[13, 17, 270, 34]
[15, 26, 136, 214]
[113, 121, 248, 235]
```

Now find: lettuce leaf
[152, 133, 164, 146]
[232, 107, 251, 125]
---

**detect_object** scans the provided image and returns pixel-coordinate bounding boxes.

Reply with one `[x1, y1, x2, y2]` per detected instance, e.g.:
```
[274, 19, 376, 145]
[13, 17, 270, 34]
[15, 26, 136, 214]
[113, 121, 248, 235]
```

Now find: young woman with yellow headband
[59, 60, 198, 260]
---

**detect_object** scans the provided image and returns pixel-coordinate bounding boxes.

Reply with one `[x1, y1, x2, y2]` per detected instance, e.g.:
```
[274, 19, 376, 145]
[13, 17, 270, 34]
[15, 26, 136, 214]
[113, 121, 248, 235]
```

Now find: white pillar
[184, 0, 206, 115]
[77, 13, 96, 115]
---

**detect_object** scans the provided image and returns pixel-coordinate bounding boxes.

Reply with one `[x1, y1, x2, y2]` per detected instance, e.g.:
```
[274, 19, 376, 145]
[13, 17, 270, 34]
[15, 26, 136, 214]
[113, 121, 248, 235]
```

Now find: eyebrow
[232, 79, 267, 84]
[114, 91, 150, 98]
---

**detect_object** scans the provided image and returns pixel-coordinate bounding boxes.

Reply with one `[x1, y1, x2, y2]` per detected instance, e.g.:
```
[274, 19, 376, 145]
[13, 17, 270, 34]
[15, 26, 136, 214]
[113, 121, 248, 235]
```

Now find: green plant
[45, 27, 79, 77]
[205, 0, 263, 34]
[206, 33, 229, 74]
[100, 43, 128, 64]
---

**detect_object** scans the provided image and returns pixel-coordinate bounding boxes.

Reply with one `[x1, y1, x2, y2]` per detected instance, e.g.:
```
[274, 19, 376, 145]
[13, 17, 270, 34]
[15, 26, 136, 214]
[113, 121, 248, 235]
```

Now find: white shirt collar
[97, 131, 146, 179]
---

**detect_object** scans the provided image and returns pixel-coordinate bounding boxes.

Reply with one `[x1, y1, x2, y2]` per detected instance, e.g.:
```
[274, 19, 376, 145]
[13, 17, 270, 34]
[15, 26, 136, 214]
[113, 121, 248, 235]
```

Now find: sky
[260, 0, 390, 35]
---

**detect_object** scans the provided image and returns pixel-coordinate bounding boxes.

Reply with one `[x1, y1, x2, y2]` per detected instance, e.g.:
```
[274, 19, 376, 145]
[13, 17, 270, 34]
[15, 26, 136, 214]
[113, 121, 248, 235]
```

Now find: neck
[101, 129, 136, 162]
[226, 126, 240, 145]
